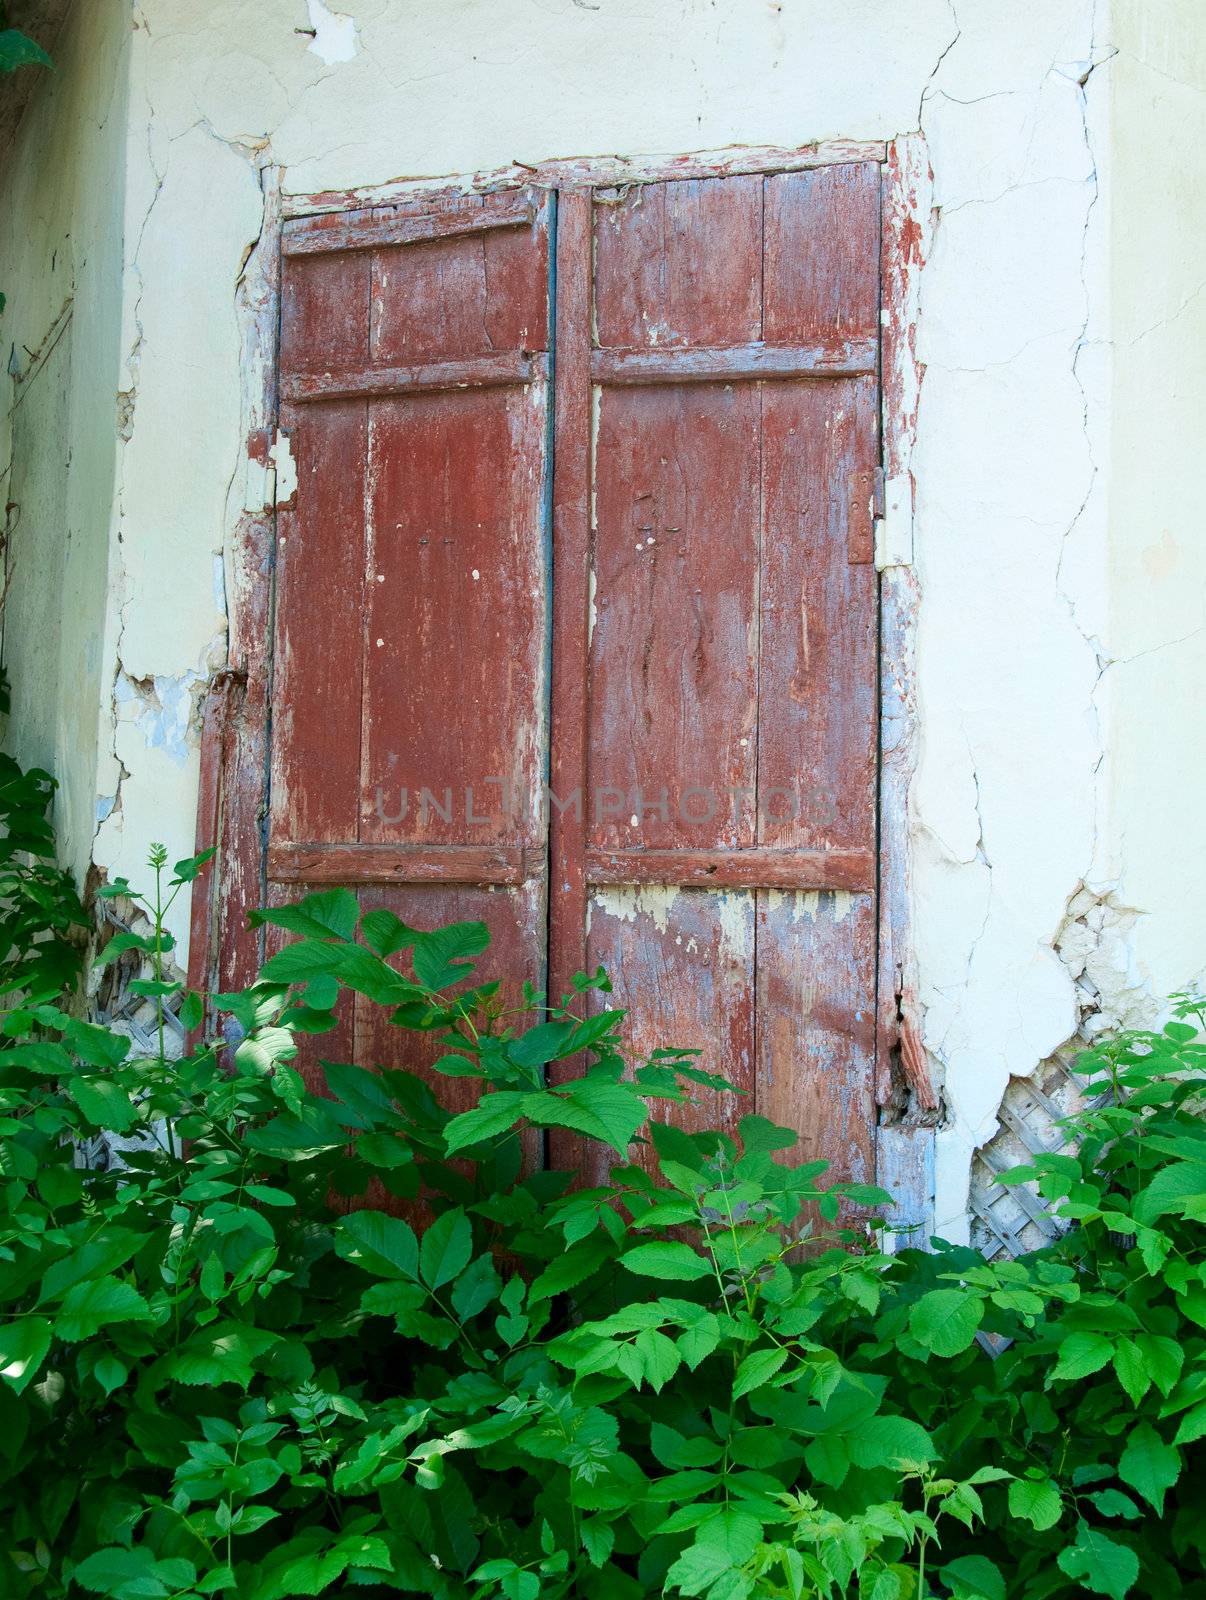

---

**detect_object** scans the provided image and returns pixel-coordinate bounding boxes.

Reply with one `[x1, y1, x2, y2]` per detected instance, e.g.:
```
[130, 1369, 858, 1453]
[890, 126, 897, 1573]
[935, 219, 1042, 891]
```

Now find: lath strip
[591, 338, 877, 386]
[280, 352, 546, 402]
[282, 192, 536, 256]
[585, 847, 874, 891]
[268, 843, 535, 886]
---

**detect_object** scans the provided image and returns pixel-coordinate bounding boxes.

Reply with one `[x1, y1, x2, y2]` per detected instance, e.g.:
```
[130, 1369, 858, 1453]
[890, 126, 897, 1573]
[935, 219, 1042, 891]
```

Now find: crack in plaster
[96, 89, 270, 866]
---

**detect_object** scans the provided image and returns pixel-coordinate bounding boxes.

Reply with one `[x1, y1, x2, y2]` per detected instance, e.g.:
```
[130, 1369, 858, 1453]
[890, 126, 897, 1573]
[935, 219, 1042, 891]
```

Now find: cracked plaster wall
[2, 0, 1203, 1234]
[0, 0, 130, 890]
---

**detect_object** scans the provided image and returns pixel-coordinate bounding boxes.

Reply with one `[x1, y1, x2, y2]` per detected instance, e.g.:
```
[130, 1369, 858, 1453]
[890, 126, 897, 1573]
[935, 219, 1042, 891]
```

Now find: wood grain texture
[282, 190, 535, 255]
[589, 382, 760, 851]
[281, 144, 890, 219]
[268, 843, 534, 886]
[207, 157, 891, 1203]
[763, 165, 881, 349]
[582, 887, 755, 1182]
[591, 341, 876, 385]
[757, 377, 879, 854]
[547, 191, 594, 1015]
[594, 176, 762, 350]
[358, 382, 547, 850]
[269, 399, 368, 845]
[584, 847, 874, 891]
[755, 889, 877, 1183]
[281, 353, 544, 402]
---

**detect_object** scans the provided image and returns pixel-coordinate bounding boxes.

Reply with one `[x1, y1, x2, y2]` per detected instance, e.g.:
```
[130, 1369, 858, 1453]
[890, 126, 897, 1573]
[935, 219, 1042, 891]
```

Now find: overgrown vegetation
[0, 781, 1203, 1597]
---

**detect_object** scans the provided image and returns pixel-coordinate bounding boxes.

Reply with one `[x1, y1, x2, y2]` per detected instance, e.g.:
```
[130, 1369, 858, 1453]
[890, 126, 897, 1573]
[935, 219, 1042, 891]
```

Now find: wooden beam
[281, 191, 535, 255]
[591, 339, 877, 386]
[584, 847, 875, 892]
[280, 352, 546, 403]
[267, 843, 533, 886]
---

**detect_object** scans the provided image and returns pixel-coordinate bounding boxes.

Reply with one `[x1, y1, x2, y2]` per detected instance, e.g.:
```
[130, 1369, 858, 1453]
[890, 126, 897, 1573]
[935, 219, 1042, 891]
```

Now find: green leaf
[355, 1131, 413, 1169]
[411, 920, 490, 989]
[419, 1208, 473, 1290]
[358, 907, 417, 957]
[508, 1019, 577, 1069]
[53, 1277, 152, 1342]
[1112, 1338, 1151, 1405]
[245, 1184, 295, 1207]
[732, 1347, 789, 1398]
[620, 1241, 711, 1281]
[581, 1518, 615, 1568]
[847, 1414, 936, 1469]
[72, 1547, 177, 1598]
[908, 1288, 983, 1357]
[443, 1092, 528, 1154]
[0, 30, 54, 74]
[1052, 1330, 1114, 1382]
[0, 1315, 52, 1394]
[529, 1234, 614, 1303]
[67, 1075, 139, 1133]
[259, 941, 345, 984]
[942, 1554, 1005, 1600]
[1057, 1523, 1139, 1600]
[525, 1078, 647, 1155]
[1008, 1475, 1063, 1532]
[63, 1018, 130, 1068]
[1173, 1400, 1206, 1446]
[336, 1211, 419, 1281]
[695, 1507, 762, 1562]
[450, 1254, 501, 1320]
[166, 1322, 279, 1388]
[1118, 1421, 1179, 1512]
[251, 888, 359, 942]
[1088, 1489, 1140, 1519]
[2, 1039, 72, 1074]
[1133, 1160, 1206, 1226]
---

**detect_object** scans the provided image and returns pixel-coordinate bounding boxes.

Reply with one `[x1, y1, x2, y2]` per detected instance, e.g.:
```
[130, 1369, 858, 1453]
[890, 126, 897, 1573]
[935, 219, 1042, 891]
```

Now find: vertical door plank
[270, 400, 368, 846]
[593, 177, 763, 349]
[359, 383, 547, 848]
[589, 383, 760, 851]
[757, 377, 879, 854]
[548, 190, 594, 1015]
[763, 165, 881, 349]
[585, 885, 754, 1182]
[756, 889, 877, 1183]
[370, 219, 548, 364]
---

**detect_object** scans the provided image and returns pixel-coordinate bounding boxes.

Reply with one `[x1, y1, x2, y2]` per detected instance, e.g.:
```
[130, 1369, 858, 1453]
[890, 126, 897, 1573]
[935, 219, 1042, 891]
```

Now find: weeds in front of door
[0, 752, 1201, 1598]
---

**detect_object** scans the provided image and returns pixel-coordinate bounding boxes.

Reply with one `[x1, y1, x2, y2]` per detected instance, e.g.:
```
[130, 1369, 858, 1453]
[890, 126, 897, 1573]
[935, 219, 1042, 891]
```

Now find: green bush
[0, 831, 1203, 1599]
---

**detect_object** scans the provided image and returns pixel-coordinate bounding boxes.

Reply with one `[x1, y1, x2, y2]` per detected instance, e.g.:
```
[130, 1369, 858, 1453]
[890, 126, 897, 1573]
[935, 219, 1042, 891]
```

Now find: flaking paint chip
[376, 638, 384, 647]
[472, 569, 481, 580]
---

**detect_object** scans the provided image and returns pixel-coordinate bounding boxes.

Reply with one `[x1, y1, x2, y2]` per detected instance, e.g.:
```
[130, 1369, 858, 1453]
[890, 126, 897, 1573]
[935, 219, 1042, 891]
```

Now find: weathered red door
[200, 161, 883, 1180]
[549, 171, 881, 1182]
[265, 188, 554, 1115]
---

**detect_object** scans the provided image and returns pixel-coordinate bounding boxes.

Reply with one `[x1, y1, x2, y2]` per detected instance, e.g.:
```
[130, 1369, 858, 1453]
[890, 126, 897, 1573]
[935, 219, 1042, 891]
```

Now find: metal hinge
[847, 465, 884, 565]
[875, 472, 914, 570]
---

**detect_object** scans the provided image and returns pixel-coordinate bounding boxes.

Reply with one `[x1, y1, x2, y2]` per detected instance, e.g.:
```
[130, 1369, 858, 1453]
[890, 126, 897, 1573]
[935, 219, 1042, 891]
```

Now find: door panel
[551, 167, 882, 1182]
[589, 382, 760, 852]
[219, 163, 882, 1184]
[269, 190, 551, 1093]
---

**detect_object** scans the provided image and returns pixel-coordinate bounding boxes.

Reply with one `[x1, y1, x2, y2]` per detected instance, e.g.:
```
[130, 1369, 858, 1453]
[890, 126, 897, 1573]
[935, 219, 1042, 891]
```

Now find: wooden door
[549, 169, 882, 1182]
[200, 161, 883, 1181]
[265, 189, 553, 1112]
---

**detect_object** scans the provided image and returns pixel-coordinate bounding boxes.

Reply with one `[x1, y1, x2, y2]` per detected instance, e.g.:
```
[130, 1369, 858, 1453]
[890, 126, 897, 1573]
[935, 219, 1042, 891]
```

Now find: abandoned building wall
[0, 0, 130, 889]
[1, 0, 1202, 1233]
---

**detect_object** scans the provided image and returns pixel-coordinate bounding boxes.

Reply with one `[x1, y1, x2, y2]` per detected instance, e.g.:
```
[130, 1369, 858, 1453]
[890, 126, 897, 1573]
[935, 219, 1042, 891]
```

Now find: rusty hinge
[848, 465, 885, 565]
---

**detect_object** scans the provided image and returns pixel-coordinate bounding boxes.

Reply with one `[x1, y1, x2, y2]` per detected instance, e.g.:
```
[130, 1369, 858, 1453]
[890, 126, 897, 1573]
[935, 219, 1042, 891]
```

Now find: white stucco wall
[2, 0, 1203, 1234]
[0, 0, 129, 890]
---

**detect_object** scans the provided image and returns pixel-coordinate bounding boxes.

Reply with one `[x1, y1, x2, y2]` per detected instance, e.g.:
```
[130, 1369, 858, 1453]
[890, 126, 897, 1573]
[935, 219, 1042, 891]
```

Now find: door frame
[187, 137, 937, 1232]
